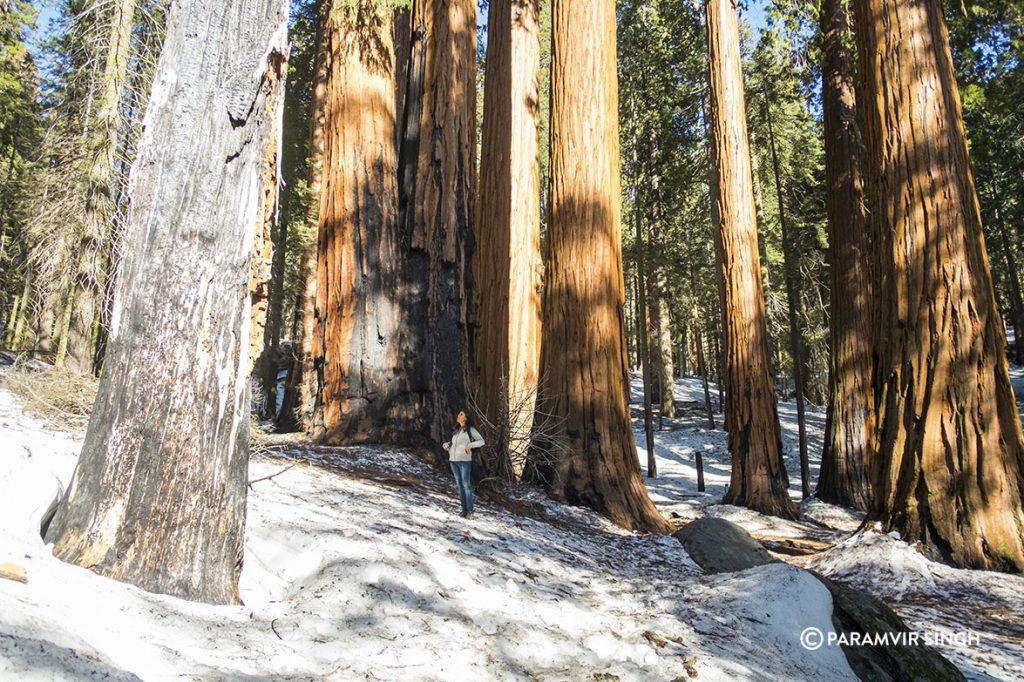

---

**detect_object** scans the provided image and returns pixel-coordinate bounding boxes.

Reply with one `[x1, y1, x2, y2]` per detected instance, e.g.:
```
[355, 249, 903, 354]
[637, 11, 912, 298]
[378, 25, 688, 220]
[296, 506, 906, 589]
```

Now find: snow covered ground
[633, 369, 1024, 681]
[0, 364, 1022, 680]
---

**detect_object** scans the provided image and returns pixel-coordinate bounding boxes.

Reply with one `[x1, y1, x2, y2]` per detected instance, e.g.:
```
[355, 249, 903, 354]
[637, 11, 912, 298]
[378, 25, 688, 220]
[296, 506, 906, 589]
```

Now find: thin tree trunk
[763, 96, 810, 500]
[817, 0, 874, 511]
[696, 323, 716, 430]
[706, 0, 795, 519]
[63, 0, 136, 375]
[992, 202, 1024, 365]
[853, 0, 1024, 569]
[278, 0, 327, 433]
[470, 0, 542, 480]
[45, 0, 289, 602]
[635, 188, 657, 479]
[525, 0, 670, 533]
[649, 269, 675, 417]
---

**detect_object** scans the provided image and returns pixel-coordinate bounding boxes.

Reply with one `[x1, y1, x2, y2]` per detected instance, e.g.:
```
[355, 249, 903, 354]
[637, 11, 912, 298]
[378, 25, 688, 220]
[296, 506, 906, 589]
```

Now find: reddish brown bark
[706, 0, 796, 519]
[525, 0, 671, 534]
[311, 5, 416, 444]
[470, 0, 542, 480]
[817, 0, 874, 511]
[853, 0, 1024, 570]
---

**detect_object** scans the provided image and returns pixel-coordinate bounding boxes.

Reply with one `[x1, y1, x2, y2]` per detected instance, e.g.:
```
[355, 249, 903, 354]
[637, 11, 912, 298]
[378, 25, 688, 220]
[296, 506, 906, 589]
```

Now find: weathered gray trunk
[45, 0, 289, 604]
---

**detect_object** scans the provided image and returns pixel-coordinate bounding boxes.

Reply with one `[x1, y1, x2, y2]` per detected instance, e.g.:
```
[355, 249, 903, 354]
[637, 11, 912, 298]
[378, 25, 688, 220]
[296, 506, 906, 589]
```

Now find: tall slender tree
[853, 0, 1024, 569]
[525, 0, 670, 533]
[470, 0, 542, 480]
[44, 0, 289, 603]
[816, 0, 874, 511]
[706, 0, 795, 519]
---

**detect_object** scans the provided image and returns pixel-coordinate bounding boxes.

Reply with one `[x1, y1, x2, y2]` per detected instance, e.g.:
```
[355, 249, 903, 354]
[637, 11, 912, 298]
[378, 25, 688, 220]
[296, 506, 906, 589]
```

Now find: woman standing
[443, 410, 485, 517]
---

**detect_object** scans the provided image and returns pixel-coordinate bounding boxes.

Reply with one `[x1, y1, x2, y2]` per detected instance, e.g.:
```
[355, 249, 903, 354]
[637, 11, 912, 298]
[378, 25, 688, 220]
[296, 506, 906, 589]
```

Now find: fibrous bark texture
[470, 0, 542, 480]
[853, 0, 1024, 570]
[311, 5, 416, 444]
[706, 0, 796, 519]
[396, 0, 476, 446]
[45, 0, 289, 604]
[817, 0, 874, 512]
[525, 0, 671, 534]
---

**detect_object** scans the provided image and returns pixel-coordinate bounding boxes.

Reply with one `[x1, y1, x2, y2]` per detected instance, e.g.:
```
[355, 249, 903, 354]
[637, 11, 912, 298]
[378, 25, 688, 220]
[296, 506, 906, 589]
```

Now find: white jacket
[447, 427, 485, 462]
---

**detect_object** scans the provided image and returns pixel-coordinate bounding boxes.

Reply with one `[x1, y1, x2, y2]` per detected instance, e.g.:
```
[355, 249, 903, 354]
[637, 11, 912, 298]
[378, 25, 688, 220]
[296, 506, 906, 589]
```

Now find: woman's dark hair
[452, 409, 473, 437]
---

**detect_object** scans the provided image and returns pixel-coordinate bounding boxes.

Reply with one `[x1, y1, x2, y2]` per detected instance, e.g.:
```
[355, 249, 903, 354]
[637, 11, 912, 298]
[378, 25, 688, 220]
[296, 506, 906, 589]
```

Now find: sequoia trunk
[525, 0, 671, 533]
[853, 0, 1024, 570]
[706, 0, 796, 519]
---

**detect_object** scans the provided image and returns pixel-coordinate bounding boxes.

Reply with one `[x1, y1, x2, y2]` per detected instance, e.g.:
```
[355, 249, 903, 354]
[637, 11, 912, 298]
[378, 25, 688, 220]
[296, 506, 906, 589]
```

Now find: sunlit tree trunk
[706, 0, 795, 519]
[524, 0, 670, 534]
[853, 0, 1024, 570]
[310, 4, 414, 444]
[45, 0, 289, 603]
[470, 0, 542, 480]
[817, 0, 874, 511]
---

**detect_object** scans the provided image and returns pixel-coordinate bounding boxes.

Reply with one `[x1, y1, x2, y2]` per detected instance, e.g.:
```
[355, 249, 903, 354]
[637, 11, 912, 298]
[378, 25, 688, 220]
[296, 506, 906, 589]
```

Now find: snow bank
[0, 385, 857, 680]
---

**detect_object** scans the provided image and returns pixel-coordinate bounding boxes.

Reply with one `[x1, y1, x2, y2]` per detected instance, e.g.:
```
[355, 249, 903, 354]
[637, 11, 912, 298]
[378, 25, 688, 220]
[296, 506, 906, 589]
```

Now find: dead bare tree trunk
[44, 0, 289, 604]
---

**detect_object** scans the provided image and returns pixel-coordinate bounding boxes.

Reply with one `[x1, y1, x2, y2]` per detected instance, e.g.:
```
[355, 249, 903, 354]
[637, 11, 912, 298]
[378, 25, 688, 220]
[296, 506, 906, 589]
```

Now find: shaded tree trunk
[992, 202, 1024, 366]
[278, 0, 328, 433]
[63, 0, 136, 375]
[817, 0, 874, 511]
[706, 0, 795, 519]
[45, 0, 289, 603]
[470, 0, 542, 480]
[524, 0, 670, 534]
[853, 0, 1024, 570]
[396, 0, 477, 447]
[763, 96, 810, 500]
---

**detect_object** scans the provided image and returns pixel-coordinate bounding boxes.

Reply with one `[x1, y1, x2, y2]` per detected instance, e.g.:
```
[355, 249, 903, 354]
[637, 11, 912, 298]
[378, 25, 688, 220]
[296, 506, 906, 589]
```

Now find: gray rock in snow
[672, 517, 966, 682]
[673, 518, 777, 573]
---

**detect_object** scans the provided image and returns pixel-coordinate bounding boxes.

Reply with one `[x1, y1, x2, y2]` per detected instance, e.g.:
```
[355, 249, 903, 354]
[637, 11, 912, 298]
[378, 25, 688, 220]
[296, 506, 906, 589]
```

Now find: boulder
[673, 518, 965, 681]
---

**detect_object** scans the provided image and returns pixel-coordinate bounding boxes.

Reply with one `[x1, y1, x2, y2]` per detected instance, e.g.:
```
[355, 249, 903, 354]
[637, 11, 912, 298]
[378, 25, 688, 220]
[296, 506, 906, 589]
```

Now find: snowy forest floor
[0, 363, 1022, 681]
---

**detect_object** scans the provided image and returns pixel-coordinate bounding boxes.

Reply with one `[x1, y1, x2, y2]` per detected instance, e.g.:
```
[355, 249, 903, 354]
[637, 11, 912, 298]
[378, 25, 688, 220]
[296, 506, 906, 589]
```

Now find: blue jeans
[450, 461, 473, 514]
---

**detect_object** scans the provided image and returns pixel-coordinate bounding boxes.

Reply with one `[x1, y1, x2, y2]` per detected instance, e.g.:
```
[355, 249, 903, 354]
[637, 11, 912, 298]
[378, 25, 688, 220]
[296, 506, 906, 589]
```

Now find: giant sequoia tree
[397, 0, 476, 446]
[706, 0, 795, 519]
[816, 0, 874, 511]
[525, 0, 670, 534]
[853, 0, 1024, 570]
[470, 0, 542, 480]
[310, 2, 409, 443]
[45, 0, 289, 603]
